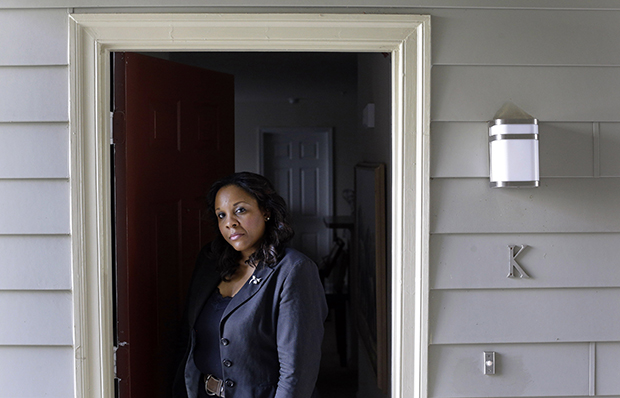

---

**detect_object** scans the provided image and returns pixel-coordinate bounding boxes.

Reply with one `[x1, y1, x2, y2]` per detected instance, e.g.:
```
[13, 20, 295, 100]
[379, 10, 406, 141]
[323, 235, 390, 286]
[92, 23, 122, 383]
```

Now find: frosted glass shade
[488, 121, 539, 188]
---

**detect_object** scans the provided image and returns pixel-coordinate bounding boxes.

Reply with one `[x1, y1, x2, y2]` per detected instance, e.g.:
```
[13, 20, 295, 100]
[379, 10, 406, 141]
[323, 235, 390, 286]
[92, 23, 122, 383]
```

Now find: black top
[193, 288, 232, 385]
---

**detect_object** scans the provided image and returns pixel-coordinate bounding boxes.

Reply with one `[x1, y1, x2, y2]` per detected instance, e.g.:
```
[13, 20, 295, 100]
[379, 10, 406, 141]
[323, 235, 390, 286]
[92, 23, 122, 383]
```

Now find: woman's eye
[235, 207, 246, 214]
[216, 213, 225, 219]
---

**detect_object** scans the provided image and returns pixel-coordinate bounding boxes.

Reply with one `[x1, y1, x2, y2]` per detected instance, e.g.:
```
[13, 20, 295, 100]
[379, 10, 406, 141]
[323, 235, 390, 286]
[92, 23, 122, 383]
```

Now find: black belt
[203, 374, 225, 397]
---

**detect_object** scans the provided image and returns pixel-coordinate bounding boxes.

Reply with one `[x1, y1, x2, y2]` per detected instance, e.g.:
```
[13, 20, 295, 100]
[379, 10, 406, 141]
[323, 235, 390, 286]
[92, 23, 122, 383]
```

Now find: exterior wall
[428, 8, 620, 398]
[0, 3, 619, 398]
[0, 8, 74, 398]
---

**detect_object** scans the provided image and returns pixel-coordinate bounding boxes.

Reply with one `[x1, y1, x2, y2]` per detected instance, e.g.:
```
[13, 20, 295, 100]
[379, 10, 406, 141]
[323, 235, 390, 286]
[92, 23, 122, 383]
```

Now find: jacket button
[221, 338, 230, 346]
[225, 379, 235, 388]
[222, 359, 233, 367]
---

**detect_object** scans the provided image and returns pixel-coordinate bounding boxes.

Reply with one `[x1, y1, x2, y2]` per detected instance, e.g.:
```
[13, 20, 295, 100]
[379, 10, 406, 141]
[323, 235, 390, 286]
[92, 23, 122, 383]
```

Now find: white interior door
[261, 127, 333, 264]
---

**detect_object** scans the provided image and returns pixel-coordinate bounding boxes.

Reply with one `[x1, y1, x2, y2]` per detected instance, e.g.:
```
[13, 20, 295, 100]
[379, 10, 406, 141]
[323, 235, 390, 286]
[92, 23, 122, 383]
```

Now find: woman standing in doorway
[173, 172, 327, 398]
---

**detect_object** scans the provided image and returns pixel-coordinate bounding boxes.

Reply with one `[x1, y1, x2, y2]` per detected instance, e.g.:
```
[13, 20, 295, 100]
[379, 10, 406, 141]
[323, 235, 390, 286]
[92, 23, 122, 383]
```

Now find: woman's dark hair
[206, 172, 294, 281]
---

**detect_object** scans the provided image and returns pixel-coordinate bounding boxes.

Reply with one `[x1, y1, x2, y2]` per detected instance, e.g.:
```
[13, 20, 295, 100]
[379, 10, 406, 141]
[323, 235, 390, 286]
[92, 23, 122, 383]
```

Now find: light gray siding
[431, 122, 612, 178]
[433, 121, 620, 179]
[430, 178, 620, 233]
[5, 0, 620, 10]
[596, 343, 620, 396]
[431, 234, 620, 289]
[0, 3, 619, 398]
[430, 289, 620, 344]
[0, 346, 75, 398]
[0, 291, 73, 345]
[0, 180, 70, 234]
[430, 9, 620, 66]
[0, 9, 68, 65]
[600, 123, 620, 176]
[0, 7, 72, 398]
[433, 66, 620, 122]
[428, 6, 620, 398]
[0, 124, 69, 178]
[0, 235, 72, 290]
[428, 343, 591, 397]
[0, 66, 68, 121]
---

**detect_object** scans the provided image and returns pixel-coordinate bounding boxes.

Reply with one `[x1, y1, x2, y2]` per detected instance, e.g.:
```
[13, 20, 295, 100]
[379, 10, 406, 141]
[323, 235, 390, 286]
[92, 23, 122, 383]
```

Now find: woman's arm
[274, 256, 328, 398]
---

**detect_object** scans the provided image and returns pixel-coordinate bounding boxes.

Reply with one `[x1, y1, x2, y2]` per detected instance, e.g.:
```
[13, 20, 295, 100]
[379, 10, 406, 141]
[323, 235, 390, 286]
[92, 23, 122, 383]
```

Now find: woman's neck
[218, 261, 255, 297]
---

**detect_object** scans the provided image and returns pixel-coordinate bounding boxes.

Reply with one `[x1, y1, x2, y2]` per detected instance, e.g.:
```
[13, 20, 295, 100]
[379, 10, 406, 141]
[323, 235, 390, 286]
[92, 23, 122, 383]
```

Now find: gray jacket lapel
[221, 265, 276, 322]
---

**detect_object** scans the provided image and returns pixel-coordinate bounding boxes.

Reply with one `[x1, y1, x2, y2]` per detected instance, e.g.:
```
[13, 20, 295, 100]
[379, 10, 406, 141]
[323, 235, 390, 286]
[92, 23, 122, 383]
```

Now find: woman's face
[214, 184, 269, 261]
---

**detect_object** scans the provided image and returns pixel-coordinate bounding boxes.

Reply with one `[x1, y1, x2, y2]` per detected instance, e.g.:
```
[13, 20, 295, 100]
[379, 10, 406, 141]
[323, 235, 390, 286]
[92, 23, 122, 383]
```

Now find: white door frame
[69, 13, 431, 398]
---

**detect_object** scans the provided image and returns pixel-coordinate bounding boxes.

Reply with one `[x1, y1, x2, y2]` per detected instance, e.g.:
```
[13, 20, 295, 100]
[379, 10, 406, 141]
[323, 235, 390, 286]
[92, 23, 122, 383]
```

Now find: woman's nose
[225, 216, 238, 228]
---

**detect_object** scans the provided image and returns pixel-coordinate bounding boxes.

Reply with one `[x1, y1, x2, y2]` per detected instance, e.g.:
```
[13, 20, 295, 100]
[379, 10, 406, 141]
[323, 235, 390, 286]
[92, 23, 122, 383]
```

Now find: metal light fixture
[488, 102, 539, 188]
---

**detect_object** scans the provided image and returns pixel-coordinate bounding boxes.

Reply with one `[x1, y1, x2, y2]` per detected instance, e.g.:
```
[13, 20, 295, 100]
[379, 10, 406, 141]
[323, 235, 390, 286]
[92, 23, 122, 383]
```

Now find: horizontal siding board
[596, 342, 620, 396]
[0, 123, 69, 178]
[0, 346, 73, 398]
[428, 343, 589, 397]
[7, 0, 620, 8]
[539, 122, 594, 177]
[0, 180, 70, 234]
[432, 65, 620, 122]
[0, 66, 68, 122]
[431, 234, 620, 289]
[0, 236, 71, 290]
[600, 122, 620, 177]
[0, 9, 67, 66]
[429, 288, 620, 344]
[430, 178, 620, 234]
[430, 122, 488, 178]
[0, 291, 72, 345]
[431, 9, 620, 66]
[431, 122, 595, 178]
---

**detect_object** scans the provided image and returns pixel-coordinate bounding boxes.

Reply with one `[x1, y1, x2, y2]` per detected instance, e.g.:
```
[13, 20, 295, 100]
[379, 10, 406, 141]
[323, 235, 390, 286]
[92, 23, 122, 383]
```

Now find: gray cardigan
[174, 246, 328, 398]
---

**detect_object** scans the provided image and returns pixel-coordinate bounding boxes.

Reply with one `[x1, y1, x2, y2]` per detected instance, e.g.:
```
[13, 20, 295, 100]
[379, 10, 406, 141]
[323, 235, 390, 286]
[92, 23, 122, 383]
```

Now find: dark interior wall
[355, 52, 392, 398]
[170, 52, 360, 218]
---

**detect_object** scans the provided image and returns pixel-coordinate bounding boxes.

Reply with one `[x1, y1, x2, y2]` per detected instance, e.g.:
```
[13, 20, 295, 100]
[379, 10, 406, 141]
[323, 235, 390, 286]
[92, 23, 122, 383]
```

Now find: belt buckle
[204, 374, 225, 397]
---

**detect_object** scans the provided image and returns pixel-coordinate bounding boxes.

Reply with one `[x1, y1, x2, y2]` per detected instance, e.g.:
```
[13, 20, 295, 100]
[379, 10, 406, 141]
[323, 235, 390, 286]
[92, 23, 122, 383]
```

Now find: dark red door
[113, 52, 234, 398]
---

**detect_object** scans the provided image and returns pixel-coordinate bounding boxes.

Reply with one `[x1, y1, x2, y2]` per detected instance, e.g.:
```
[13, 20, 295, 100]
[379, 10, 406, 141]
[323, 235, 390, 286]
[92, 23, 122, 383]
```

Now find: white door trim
[69, 13, 431, 398]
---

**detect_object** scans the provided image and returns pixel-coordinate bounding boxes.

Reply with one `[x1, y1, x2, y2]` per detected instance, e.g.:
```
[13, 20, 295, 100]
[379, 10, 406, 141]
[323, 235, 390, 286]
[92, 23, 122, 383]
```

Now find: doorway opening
[112, 51, 392, 398]
[69, 13, 431, 398]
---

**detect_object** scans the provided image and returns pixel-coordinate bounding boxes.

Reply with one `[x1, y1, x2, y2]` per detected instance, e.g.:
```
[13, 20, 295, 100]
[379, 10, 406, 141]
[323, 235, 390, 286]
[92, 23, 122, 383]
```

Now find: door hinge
[114, 341, 128, 377]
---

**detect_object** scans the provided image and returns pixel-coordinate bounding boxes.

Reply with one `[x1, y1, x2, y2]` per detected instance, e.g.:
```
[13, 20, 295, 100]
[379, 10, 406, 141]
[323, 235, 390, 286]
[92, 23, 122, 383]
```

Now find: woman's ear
[263, 211, 271, 222]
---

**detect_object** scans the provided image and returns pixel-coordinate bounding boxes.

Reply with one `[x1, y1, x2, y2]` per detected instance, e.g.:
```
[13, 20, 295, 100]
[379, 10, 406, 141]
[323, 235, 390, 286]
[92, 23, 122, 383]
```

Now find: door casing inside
[69, 13, 431, 398]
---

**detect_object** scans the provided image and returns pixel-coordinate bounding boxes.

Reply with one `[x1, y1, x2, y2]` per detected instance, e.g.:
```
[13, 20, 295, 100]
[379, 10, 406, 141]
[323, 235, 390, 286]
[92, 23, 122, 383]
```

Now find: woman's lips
[229, 232, 243, 241]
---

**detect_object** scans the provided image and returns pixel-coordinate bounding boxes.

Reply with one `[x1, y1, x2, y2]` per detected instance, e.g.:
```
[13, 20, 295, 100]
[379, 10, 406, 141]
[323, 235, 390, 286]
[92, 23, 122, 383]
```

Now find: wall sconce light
[488, 102, 539, 188]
